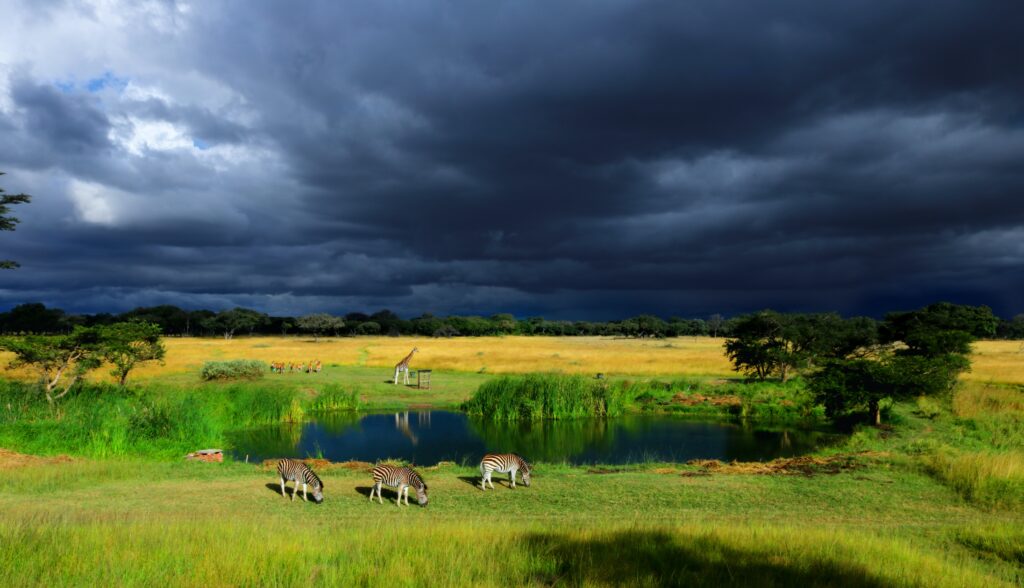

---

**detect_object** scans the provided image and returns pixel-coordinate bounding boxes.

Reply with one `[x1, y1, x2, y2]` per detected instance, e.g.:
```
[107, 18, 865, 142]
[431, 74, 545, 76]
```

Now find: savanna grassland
[1, 336, 1023, 586]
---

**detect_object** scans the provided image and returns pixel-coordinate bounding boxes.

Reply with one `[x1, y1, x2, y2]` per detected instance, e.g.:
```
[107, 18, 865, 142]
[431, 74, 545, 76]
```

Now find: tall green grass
[0, 379, 360, 458]
[0, 516, 1012, 587]
[462, 373, 627, 419]
[307, 383, 362, 412]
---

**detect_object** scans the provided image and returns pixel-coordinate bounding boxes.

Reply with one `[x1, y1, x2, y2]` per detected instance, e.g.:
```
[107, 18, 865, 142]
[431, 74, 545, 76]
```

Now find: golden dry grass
[0, 336, 1020, 383]
[128, 335, 736, 380]
[964, 340, 1024, 384]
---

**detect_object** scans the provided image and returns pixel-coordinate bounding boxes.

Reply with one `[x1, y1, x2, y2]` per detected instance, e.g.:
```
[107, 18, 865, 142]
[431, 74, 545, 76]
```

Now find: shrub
[199, 360, 265, 381]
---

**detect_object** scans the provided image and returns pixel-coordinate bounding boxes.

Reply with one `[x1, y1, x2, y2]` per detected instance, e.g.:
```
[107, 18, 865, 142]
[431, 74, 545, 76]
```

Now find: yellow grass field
[129, 336, 1024, 383]
[130, 335, 735, 380]
[2, 336, 1021, 383]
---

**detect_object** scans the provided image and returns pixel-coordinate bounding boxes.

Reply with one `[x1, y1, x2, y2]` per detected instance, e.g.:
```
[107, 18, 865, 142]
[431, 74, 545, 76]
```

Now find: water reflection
[228, 411, 842, 465]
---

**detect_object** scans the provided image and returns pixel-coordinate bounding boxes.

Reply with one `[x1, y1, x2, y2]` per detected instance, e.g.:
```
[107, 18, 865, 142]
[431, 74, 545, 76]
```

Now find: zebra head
[521, 464, 532, 487]
[312, 481, 324, 504]
[415, 482, 428, 506]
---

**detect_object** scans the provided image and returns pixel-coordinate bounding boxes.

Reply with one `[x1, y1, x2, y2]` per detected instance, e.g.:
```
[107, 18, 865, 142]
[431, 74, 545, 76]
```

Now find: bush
[463, 374, 626, 419]
[199, 360, 265, 381]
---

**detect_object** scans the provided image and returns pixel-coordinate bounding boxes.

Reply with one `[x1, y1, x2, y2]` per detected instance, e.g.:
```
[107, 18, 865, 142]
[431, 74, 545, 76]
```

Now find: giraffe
[393, 347, 418, 385]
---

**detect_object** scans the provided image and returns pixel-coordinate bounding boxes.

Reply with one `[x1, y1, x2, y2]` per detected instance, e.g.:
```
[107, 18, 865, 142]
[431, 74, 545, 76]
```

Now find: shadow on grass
[355, 485, 401, 502]
[457, 475, 517, 489]
[524, 530, 889, 587]
[264, 482, 316, 501]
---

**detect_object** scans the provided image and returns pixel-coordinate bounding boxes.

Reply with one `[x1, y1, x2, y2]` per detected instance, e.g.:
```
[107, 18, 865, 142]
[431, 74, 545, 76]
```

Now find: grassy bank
[0, 457, 1021, 586]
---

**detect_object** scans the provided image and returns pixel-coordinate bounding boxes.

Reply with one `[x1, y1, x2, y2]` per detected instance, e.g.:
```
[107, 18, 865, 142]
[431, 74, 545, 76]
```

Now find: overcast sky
[0, 1, 1022, 319]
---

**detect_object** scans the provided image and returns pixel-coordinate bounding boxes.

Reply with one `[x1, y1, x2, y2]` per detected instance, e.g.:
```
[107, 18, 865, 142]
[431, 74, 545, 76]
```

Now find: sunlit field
[2, 336, 1019, 384]
[129, 335, 737, 380]
[128, 336, 1024, 383]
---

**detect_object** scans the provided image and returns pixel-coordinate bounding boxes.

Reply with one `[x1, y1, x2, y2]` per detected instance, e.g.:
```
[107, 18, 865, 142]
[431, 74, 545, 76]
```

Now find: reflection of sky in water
[229, 411, 844, 465]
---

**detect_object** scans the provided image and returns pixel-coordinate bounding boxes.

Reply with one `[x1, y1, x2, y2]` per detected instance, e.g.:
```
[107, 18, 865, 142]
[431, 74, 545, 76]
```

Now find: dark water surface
[229, 411, 843, 465]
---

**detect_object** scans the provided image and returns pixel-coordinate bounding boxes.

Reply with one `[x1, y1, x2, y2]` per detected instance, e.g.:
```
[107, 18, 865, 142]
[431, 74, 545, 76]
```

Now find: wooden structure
[417, 369, 432, 390]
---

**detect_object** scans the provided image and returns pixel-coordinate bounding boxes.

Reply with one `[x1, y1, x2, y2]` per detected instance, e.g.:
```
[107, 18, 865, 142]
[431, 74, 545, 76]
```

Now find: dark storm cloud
[1, 0, 1023, 318]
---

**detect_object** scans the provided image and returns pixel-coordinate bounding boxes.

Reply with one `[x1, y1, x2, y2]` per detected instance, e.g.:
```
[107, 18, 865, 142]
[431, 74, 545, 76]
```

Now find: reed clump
[463, 373, 627, 419]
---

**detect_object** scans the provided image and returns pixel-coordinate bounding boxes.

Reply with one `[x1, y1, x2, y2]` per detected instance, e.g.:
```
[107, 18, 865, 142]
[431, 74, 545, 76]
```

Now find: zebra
[276, 458, 324, 504]
[369, 464, 428, 507]
[479, 453, 532, 490]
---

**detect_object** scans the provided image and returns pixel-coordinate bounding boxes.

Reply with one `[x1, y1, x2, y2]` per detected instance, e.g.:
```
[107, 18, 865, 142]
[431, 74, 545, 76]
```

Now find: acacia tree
[296, 313, 344, 342]
[0, 172, 32, 269]
[0, 327, 101, 411]
[97, 321, 166, 386]
[810, 303, 996, 425]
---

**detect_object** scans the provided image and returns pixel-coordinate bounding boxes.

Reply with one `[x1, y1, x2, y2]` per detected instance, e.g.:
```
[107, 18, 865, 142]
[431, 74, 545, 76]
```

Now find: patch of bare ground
[685, 452, 889, 477]
[672, 392, 741, 407]
[262, 458, 373, 472]
[0, 448, 73, 470]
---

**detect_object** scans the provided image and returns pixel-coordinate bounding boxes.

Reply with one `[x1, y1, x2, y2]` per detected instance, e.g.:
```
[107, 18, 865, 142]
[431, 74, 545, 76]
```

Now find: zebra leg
[510, 469, 516, 488]
[302, 483, 308, 502]
[480, 469, 487, 490]
[280, 476, 287, 498]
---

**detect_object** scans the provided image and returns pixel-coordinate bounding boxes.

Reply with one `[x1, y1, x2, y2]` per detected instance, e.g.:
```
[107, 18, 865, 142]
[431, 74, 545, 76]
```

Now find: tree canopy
[0, 172, 31, 270]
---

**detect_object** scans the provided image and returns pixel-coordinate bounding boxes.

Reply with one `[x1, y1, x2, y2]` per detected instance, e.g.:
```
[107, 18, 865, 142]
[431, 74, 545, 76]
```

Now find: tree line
[2, 302, 1023, 340]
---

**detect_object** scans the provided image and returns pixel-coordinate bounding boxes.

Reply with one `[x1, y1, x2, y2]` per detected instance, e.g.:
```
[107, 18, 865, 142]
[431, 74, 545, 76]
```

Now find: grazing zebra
[479, 453, 532, 490]
[276, 458, 324, 504]
[369, 464, 428, 506]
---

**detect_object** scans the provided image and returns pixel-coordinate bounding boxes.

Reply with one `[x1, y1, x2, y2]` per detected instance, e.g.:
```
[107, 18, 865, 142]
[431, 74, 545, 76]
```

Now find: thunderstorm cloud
[1, 0, 1022, 318]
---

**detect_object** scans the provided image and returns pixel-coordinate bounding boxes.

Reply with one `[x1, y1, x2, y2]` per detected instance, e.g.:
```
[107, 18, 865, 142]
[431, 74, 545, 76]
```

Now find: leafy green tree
[354, 321, 381, 335]
[0, 172, 31, 269]
[0, 327, 102, 409]
[490, 313, 517, 334]
[201, 308, 268, 339]
[633, 315, 668, 338]
[708, 314, 726, 338]
[810, 303, 994, 424]
[723, 311, 796, 381]
[97, 321, 166, 386]
[296, 313, 344, 342]
[0, 303, 67, 334]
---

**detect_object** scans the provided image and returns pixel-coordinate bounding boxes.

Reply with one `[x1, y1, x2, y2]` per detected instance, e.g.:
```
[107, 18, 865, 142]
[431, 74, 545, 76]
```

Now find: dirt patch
[685, 452, 887, 477]
[0, 448, 73, 470]
[261, 458, 373, 472]
[672, 393, 741, 407]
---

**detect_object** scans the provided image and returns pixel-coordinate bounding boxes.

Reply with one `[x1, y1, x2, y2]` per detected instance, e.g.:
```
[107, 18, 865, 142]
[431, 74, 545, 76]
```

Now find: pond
[229, 411, 844, 465]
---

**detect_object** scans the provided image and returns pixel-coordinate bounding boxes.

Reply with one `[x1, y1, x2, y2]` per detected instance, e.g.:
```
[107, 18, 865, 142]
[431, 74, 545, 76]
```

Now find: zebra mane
[305, 465, 323, 489]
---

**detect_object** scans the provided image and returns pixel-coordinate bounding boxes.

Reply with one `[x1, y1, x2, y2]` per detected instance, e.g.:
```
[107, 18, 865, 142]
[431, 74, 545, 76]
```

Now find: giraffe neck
[397, 350, 416, 368]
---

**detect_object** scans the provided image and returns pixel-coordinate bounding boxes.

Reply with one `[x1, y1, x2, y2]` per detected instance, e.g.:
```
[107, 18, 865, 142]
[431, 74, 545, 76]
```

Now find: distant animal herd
[275, 453, 532, 507]
[270, 360, 322, 374]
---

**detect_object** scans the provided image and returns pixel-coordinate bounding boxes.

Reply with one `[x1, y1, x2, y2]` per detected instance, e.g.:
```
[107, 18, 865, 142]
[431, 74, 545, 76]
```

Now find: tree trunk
[869, 399, 881, 426]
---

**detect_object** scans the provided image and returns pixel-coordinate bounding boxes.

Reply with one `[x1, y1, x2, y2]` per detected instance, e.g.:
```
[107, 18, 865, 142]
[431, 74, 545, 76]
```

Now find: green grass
[0, 459, 1021, 586]
[463, 373, 628, 419]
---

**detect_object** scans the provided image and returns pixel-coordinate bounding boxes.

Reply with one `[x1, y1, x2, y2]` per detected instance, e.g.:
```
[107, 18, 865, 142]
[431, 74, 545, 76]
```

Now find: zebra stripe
[370, 464, 429, 506]
[277, 458, 324, 503]
[479, 453, 532, 490]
